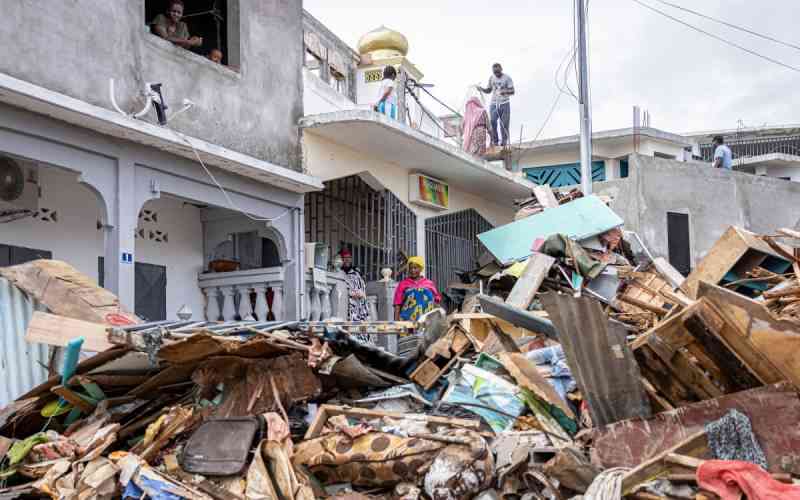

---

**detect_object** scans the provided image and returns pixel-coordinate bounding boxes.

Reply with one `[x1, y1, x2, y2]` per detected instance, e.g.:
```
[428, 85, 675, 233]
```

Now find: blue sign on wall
[121, 252, 133, 264]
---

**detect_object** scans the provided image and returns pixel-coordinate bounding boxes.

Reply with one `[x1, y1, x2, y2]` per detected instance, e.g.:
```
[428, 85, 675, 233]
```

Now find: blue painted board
[477, 195, 624, 264]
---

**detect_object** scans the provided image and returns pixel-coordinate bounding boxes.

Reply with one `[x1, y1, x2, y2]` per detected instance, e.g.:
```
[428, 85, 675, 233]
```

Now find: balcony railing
[198, 267, 349, 321]
[699, 135, 800, 162]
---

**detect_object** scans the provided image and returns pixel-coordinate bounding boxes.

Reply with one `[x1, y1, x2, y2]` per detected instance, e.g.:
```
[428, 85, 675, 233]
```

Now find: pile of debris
[2, 191, 800, 500]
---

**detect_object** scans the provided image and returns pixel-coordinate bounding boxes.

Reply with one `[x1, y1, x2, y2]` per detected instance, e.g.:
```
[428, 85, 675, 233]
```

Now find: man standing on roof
[712, 135, 733, 170]
[477, 63, 515, 148]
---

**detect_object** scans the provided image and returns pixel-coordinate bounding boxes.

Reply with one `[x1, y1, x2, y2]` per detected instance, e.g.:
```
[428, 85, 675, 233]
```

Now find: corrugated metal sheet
[0, 277, 50, 407]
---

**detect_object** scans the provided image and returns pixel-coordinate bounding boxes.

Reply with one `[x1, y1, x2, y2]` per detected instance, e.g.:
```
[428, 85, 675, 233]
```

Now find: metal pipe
[576, 0, 594, 195]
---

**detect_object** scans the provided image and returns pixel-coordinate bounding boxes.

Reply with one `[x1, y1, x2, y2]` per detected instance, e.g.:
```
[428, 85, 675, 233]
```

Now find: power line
[650, 0, 800, 52]
[632, 0, 800, 73]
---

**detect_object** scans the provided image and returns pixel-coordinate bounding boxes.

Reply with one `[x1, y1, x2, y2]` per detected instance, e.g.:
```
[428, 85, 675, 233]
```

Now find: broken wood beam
[478, 295, 559, 339]
[621, 430, 708, 495]
[26, 311, 114, 352]
[618, 294, 671, 315]
[505, 253, 556, 310]
[51, 385, 96, 413]
[665, 453, 705, 470]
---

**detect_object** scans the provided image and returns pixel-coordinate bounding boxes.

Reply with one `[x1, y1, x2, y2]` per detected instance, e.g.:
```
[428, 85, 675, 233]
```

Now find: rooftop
[0, 73, 324, 194]
[300, 110, 539, 203]
[519, 126, 693, 152]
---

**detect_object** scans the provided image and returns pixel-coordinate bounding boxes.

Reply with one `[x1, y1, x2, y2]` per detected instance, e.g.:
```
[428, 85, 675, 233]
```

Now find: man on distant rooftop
[477, 63, 515, 148]
[712, 135, 733, 170]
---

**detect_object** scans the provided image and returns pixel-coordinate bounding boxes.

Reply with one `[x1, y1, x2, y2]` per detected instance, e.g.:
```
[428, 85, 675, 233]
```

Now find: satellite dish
[0, 157, 25, 202]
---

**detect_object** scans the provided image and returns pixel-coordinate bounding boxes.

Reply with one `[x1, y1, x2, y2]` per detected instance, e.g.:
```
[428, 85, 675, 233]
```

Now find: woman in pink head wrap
[462, 97, 489, 155]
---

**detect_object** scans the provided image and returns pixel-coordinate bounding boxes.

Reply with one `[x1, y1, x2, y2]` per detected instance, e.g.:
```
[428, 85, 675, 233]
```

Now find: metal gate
[425, 209, 493, 305]
[306, 174, 417, 282]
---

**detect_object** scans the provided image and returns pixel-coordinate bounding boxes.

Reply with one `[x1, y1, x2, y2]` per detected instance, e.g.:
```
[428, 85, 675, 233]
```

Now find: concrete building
[688, 125, 800, 182]
[300, 20, 537, 295]
[517, 127, 693, 187]
[0, 1, 341, 324]
[592, 154, 800, 275]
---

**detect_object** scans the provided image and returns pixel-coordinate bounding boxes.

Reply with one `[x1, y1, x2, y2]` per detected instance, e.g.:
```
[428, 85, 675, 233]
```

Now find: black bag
[180, 416, 263, 476]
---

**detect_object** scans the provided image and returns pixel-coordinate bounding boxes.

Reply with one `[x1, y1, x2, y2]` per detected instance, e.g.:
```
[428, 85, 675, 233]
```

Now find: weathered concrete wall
[0, 0, 303, 171]
[594, 154, 800, 267]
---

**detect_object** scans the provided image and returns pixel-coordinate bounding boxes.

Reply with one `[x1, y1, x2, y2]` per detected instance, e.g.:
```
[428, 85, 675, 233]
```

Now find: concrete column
[103, 157, 137, 311]
[416, 215, 426, 264]
[605, 159, 619, 181]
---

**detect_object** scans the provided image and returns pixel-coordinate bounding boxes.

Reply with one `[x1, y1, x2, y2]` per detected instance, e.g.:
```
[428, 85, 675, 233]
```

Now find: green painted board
[477, 195, 623, 264]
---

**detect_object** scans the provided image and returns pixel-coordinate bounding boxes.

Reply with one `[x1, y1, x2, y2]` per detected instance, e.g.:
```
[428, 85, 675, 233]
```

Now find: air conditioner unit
[0, 156, 39, 214]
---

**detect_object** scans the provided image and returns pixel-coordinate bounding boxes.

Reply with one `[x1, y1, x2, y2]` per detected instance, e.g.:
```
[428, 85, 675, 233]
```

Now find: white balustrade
[304, 269, 348, 321]
[198, 267, 285, 321]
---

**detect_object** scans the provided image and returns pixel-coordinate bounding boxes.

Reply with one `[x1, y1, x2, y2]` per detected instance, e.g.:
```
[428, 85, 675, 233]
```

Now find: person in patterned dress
[340, 249, 370, 322]
[393, 256, 441, 321]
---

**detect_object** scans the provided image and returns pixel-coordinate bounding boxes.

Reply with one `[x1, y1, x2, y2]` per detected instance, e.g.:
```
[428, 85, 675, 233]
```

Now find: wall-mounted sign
[364, 69, 383, 83]
[409, 174, 449, 211]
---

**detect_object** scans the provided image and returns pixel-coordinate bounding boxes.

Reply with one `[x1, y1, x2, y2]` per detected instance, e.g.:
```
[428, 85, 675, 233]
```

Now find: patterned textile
[705, 409, 767, 469]
[394, 277, 441, 321]
[344, 268, 370, 322]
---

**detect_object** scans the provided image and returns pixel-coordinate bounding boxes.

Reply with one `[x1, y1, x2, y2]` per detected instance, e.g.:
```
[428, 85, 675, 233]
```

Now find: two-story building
[0, 1, 337, 323]
[298, 18, 537, 298]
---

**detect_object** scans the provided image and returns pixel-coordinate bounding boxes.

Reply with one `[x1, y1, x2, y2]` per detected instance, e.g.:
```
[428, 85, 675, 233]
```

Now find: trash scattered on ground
[3, 191, 800, 499]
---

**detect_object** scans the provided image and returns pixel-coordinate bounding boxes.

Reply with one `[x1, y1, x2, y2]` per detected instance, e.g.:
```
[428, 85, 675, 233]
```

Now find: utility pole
[576, 0, 593, 195]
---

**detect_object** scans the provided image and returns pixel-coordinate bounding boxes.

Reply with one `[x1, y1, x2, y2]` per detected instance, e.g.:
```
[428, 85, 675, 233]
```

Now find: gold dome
[357, 26, 409, 59]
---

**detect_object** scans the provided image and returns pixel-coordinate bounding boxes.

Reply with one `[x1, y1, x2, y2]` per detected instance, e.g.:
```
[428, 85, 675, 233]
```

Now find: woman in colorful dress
[393, 256, 442, 321]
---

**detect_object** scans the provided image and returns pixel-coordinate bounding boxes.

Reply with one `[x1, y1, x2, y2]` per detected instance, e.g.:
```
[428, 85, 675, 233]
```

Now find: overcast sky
[304, 0, 800, 140]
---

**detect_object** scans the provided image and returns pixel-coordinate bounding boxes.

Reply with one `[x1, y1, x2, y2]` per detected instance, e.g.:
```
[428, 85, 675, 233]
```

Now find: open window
[145, 0, 240, 68]
[305, 50, 324, 79]
[329, 67, 346, 94]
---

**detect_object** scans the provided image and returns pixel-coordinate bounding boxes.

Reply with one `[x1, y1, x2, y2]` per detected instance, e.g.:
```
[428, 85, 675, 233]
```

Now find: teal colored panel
[477, 195, 624, 264]
[524, 161, 605, 187]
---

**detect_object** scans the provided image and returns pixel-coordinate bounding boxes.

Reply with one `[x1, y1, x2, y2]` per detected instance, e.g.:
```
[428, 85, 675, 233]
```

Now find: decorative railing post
[205, 286, 221, 321]
[271, 284, 284, 321]
[237, 285, 253, 320]
[220, 286, 237, 321]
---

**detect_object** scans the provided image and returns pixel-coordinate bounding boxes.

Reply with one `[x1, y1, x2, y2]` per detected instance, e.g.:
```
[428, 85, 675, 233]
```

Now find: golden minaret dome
[357, 26, 409, 59]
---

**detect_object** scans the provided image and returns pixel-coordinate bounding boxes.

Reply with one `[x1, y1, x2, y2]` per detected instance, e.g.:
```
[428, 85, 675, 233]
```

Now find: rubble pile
[3, 190, 800, 499]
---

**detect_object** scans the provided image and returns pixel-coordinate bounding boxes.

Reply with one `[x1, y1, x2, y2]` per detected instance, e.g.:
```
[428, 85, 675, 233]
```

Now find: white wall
[304, 133, 515, 262]
[303, 68, 360, 116]
[135, 196, 204, 321]
[754, 165, 800, 182]
[0, 167, 205, 321]
[1, 168, 104, 280]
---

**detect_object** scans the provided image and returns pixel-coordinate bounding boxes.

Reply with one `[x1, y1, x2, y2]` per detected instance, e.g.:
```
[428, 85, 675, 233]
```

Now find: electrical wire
[171, 129, 293, 223]
[632, 0, 800, 73]
[650, 0, 800, 52]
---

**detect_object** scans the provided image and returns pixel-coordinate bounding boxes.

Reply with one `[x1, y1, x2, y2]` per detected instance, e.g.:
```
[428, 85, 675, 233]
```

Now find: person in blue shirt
[712, 135, 733, 170]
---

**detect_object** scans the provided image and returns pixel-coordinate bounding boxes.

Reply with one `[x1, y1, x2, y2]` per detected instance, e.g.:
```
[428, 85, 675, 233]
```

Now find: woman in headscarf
[462, 97, 488, 156]
[393, 256, 441, 321]
[340, 249, 370, 322]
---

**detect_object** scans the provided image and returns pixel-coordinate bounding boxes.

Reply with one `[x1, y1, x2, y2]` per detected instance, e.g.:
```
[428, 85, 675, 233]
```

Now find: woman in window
[151, 0, 203, 49]
[393, 256, 441, 321]
[374, 66, 398, 119]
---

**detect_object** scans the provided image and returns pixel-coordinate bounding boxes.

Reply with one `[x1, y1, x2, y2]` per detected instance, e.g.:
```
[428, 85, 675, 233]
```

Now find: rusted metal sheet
[0, 277, 50, 407]
[591, 383, 800, 474]
[542, 292, 651, 426]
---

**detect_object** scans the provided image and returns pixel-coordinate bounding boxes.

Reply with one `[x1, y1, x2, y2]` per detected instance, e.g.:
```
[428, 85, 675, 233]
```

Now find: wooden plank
[26, 311, 114, 352]
[665, 453, 704, 470]
[498, 352, 575, 418]
[682, 226, 791, 299]
[620, 430, 708, 494]
[532, 185, 559, 209]
[698, 281, 800, 388]
[304, 404, 480, 439]
[505, 253, 556, 309]
[618, 295, 670, 315]
[51, 385, 96, 413]
[542, 293, 651, 426]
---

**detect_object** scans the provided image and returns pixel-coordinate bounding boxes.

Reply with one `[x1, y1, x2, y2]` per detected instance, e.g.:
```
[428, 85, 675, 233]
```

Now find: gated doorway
[425, 209, 493, 308]
[305, 174, 418, 282]
[99, 258, 167, 322]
